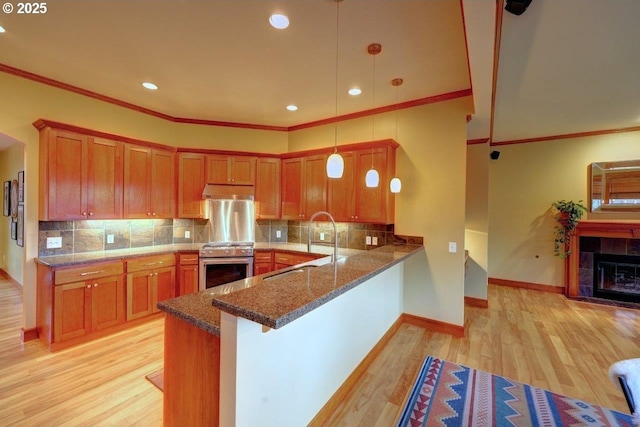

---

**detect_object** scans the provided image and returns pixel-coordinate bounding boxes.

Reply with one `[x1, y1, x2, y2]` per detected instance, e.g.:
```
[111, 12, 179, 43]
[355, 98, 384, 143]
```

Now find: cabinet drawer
[55, 261, 124, 285]
[254, 251, 273, 263]
[274, 252, 294, 266]
[127, 254, 176, 273]
[178, 253, 199, 265]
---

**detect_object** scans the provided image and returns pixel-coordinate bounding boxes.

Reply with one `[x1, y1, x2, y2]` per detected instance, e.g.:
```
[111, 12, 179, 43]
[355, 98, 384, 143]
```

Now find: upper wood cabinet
[38, 128, 124, 220]
[124, 145, 175, 219]
[177, 153, 206, 218]
[206, 154, 256, 185]
[255, 158, 281, 219]
[329, 144, 397, 224]
[281, 154, 327, 220]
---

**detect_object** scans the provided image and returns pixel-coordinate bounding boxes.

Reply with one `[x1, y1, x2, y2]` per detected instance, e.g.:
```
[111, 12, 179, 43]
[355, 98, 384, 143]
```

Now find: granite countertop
[158, 244, 423, 336]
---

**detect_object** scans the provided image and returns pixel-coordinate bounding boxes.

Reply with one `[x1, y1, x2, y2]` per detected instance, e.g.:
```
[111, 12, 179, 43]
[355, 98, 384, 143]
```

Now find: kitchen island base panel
[164, 314, 220, 427]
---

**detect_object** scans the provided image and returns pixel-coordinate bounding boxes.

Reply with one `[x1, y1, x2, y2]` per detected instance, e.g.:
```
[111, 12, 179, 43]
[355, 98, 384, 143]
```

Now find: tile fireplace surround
[567, 220, 640, 306]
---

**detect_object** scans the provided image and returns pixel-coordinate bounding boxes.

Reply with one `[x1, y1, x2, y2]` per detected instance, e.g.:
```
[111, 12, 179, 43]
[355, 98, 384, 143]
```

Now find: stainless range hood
[202, 184, 254, 200]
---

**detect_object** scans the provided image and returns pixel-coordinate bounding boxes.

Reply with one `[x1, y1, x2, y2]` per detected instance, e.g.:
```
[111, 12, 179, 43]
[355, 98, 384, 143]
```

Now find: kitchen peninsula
[158, 243, 423, 427]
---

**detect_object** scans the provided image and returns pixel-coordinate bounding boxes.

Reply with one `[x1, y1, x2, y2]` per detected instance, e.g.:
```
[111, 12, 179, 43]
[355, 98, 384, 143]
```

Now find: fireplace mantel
[567, 220, 640, 298]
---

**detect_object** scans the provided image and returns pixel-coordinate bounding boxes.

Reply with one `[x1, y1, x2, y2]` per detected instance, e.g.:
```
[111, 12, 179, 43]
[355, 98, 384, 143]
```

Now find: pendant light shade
[327, 151, 344, 178]
[326, 0, 345, 179]
[389, 177, 402, 193]
[366, 168, 380, 188]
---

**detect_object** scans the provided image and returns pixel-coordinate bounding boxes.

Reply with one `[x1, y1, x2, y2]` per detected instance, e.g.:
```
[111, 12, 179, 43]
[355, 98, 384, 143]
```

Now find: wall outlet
[372, 236, 378, 245]
[106, 234, 114, 244]
[276, 230, 281, 238]
[185, 230, 191, 239]
[46, 237, 62, 249]
[320, 232, 325, 241]
[366, 236, 372, 245]
[449, 242, 457, 253]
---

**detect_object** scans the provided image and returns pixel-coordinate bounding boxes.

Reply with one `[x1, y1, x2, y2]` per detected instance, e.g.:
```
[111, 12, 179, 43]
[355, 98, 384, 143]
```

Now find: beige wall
[465, 143, 489, 300]
[0, 142, 25, 283]
[290, 98, 473, 326]
[488, 131, 640, 287]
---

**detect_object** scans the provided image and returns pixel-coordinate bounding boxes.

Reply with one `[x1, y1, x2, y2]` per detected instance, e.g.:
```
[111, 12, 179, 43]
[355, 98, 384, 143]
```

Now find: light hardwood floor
[1, 277, 639, 426]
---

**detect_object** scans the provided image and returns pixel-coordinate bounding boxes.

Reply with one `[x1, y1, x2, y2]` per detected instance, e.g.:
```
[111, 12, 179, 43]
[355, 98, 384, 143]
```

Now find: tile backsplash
[39, 218, 422, 257]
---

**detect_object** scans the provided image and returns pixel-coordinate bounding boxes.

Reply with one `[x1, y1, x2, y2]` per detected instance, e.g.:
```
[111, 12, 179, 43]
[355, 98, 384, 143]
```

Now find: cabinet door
[126, 270, 154, 320]
[154, 266, 176, 312]
[206, 155, 230, 184]
[54, 281, 91, 342]
[124, 145, 152, 218]
[87, 138, 123, 219]
[178, 265, 199, 296]
[281, 158, 303, 219]
[256, 158, 281, 219]
[151, 149, 175, 218]
[46, 130, 88, 220]
[254, 262, 272, 276]
[231, 156, 256, 185]
[355, 149, 386, 223]
[302, 155, 328, 218]
[178, 153, 206, 218]
[91, 275, 125, 331]
[328, 152, 355, 222]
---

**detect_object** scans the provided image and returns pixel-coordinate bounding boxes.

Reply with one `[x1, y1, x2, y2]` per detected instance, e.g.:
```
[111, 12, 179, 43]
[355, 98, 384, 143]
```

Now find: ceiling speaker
[505, 0, 533, 15]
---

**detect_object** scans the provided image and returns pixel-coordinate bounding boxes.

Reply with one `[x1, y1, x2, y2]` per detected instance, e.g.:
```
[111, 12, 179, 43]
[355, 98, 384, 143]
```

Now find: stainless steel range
[199, 184, 255, 291]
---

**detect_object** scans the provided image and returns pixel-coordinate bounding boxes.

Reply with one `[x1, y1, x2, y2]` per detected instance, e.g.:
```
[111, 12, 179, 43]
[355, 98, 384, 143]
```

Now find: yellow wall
[465, 143, 489, 300]
[0, 142, 25, 283]
[290, 98, 473, 326]
[488, 131, 640, 287]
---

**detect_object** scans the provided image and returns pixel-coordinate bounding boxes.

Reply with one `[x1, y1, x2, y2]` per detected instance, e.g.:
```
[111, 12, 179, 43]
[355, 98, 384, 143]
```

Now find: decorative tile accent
[74, 229, 104, 253]
[130, 227, 154, 248]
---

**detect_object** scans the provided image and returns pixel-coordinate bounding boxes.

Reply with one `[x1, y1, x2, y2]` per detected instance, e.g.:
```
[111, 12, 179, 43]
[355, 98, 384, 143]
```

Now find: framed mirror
[589, 160, 640, 212]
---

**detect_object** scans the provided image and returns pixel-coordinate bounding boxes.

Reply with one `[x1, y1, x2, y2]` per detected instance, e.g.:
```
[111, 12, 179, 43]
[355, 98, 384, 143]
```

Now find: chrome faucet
[308, 211, 338, 263]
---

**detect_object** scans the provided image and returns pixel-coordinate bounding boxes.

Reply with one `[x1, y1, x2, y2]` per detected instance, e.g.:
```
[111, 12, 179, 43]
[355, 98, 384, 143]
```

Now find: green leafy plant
[551, 200, 587, 258]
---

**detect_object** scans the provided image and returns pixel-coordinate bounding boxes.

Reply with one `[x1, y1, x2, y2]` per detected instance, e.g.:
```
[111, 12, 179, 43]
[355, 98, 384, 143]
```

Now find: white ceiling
[0, 0, 639, 151]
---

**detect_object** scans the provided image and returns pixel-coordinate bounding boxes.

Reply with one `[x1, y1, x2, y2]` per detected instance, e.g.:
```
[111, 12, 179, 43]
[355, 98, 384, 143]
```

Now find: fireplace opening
[593, 253, 640, 303]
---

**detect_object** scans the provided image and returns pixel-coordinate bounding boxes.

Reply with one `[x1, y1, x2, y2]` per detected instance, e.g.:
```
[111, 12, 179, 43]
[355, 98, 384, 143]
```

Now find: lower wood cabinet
[254, 250, 274, 276]
[177, 252, 199, 296]
[126, 254, 176, 321]
[273, 251, 321, 271]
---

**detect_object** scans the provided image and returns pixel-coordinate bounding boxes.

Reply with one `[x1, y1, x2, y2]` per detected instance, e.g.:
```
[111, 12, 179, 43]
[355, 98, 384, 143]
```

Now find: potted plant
[551, 199, 587, 258]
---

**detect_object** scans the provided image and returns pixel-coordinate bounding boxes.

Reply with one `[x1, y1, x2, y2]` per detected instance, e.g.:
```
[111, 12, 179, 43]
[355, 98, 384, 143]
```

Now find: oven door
[199, 257, 254, 291]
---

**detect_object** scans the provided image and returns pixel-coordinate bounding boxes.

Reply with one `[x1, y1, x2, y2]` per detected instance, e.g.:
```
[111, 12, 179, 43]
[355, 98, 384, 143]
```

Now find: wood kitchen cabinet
[36, 260, 125, 348]
[207, 154, 256, 185]
[177, 153, 207, 218]
[124, 145, 175, 219]
[273, 251, 320, 271]
[281, 154, 327, 220]
[329, 144, 397, 224]
[254, 250, 274, 275]
[37, 127, 124, 220]
[177, 253, 199, 296]
[126, 254, 176, 320]
[255, 158, 281, 219]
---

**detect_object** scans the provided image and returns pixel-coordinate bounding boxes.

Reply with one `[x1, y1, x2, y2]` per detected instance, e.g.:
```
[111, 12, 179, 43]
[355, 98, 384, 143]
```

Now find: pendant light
[389, 78, 403, 193]
[365, 43, 381, 188]
[326, 0, 344, 179]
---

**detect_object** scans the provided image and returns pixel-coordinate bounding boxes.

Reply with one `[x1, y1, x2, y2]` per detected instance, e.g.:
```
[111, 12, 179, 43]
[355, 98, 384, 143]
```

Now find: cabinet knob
[86, 284, 91, 288]
[93, 283, 98, 287]
[149, 273, 154, 277]
[88, 212, 94, 216]
[147, 212, 152, 216]
[82, 212, 88, 216]
[152, 212, 157, 216]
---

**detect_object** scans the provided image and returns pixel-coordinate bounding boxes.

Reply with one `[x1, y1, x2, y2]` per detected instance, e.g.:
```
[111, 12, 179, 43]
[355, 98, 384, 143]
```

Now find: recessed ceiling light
[269, 13, 289, 29]
[286, 105, 298, 111]
[142, 82, 158, 90]
[348, 88, 362, 96]
[0, 26, 6, 33]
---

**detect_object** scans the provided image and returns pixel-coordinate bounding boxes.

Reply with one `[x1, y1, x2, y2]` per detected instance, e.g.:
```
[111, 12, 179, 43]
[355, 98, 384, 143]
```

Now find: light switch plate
[185, 230, 191, 239]
[449, 242, 457, 253]
[366, 236, 372, 245]
[276, 230, 281, 238]
[372, 236, 378, 245]
[320, 232, 325, 241]
[107, 234, 114, 244]
[46, 237, 62, 249]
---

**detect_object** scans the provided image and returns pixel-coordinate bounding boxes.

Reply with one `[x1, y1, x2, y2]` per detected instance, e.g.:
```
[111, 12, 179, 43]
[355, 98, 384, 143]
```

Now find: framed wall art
[17, 204, 24, 247]
[10, 179, 18, 220]
[2, 181, 9, 216]
[18, 171, 24, 204]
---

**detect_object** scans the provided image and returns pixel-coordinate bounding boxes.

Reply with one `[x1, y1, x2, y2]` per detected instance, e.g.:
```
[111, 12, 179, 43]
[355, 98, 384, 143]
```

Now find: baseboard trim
[308, 316, 404, 427]
[489, 277, 564, 294]
[401, 313, 465, 338]
[0, 268, 22, 290]
[464, 296, 489, 308]
[21, 328, 39, 342]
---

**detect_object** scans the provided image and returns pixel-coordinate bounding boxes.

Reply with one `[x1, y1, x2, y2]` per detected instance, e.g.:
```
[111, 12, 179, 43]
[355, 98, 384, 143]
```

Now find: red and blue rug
[397, 356, 633, 427]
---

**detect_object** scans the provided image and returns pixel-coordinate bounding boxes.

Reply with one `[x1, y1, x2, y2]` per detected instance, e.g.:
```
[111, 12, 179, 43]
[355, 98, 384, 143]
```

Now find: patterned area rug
[397, 356, 633, 427]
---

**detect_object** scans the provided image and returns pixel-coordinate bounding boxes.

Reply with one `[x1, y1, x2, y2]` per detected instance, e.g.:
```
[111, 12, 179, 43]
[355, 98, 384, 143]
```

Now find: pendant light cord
[333, 1, 340, 153]
[371, 52, 376, 168]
